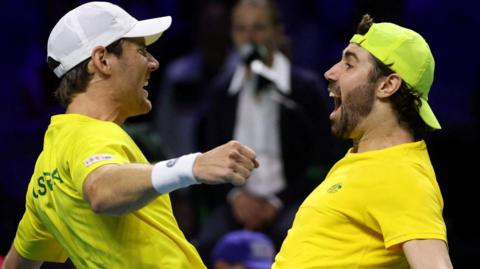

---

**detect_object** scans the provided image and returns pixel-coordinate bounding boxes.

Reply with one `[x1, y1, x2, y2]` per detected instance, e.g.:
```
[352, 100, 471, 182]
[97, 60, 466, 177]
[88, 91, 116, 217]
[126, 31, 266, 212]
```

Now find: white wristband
[151, 153, 201, 194]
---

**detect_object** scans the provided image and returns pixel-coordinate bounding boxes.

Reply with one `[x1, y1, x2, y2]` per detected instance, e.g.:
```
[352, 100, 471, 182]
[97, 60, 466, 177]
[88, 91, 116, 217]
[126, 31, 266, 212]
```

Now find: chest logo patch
[327, 183, 343, 193]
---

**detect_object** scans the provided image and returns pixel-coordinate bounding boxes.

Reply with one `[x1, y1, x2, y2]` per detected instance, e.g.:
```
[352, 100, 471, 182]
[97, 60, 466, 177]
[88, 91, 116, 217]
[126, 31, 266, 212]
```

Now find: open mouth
[329, 91, 342, 112]
[142, 79, 150, 98]
[143, 73, 151, 89]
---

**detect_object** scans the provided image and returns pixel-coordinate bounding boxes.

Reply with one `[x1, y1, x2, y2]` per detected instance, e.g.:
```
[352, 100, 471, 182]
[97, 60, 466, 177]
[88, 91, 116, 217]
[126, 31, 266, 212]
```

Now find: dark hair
[356, 14, 374, 35]
[357, 14, 434, 139]
[48, 39, 124, 107]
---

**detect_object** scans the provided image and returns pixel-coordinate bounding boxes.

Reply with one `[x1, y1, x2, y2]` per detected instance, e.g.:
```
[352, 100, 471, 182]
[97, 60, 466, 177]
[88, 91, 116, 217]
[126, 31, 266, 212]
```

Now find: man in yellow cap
[272, 15, 453, 268]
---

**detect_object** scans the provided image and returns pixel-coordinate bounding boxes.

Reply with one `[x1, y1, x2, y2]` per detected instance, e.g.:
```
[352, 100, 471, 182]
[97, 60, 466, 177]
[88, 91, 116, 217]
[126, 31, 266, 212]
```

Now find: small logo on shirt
[166, 158, 179, 167]
[327, 183, 343, 193]
[83, 154, 113, 167]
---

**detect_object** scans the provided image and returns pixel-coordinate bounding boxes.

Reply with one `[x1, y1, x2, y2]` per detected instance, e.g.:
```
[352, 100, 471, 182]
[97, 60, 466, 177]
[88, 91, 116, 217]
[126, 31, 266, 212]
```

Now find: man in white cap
[2, 2, 258, 269]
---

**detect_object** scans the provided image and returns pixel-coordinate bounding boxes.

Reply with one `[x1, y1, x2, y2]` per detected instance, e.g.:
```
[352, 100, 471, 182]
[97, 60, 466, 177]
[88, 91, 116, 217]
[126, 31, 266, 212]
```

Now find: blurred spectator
[153, 0, 232, 157]
[211, 230, 275, 269]
[150, 0, 233, 239]
[193, 0, 333, 263]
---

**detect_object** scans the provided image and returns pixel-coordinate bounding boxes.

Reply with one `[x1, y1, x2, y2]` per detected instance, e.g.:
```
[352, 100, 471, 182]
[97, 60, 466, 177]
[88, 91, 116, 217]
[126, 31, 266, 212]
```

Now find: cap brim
[123, 16, 172, 45]
[419, 98, 441, 129]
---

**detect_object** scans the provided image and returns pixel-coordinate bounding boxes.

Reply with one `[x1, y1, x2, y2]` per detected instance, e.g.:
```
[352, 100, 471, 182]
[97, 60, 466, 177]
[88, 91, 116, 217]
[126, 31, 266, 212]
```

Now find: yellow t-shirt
[273, 141, 446, 268]
[14, 114, 206, 269]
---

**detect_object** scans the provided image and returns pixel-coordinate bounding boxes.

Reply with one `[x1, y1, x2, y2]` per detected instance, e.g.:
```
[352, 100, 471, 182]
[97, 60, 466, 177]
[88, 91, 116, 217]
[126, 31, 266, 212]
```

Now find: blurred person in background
[193, 0, 333, 264]
[152, 0, 233, 240]
[153, 0, 232, 158]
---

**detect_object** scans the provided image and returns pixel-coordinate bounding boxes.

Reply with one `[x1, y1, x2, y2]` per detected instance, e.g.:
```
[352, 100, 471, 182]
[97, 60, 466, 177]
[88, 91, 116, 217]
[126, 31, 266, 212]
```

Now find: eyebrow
[126, 37, 146, 48]
[136, 40, 147, 48]
[343, 50, 359, 62]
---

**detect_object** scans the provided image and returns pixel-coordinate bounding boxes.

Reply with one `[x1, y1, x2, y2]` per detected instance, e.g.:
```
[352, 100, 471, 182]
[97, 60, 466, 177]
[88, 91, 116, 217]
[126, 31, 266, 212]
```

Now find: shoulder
[59, 117, 132, 150]
[80, 120, 127, 139]
[338, 152, 431, 189]
[365, 160, 439, 206]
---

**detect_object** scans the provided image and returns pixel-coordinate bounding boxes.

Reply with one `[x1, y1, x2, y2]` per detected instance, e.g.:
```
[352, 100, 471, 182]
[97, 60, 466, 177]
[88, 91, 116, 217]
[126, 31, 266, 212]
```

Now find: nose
[147, 52, 159, 72]
[324, 62, 340, 82]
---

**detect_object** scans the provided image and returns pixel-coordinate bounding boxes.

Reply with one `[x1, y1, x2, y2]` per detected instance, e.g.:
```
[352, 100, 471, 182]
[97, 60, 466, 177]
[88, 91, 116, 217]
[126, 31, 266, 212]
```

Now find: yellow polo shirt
[273, 141, 446, 268]
[14, 114, 206, 269]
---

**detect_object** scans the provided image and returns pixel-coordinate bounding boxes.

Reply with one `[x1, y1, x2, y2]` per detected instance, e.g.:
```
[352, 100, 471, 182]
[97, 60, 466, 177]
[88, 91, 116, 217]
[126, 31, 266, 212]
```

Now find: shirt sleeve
[367, 166, 447, 249]
[14, 184, 68, 262]
[67, 127, 138, 197]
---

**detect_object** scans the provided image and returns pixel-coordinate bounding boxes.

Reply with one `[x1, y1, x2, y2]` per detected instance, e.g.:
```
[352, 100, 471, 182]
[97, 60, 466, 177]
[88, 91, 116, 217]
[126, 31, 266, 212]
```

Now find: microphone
[238, 42, 268, 66]
[238, 42, 272, 94]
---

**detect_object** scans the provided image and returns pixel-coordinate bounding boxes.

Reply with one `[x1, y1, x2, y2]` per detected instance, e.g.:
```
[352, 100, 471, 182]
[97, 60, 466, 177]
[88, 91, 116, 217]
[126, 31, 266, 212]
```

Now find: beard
[331, 81, 376, 139]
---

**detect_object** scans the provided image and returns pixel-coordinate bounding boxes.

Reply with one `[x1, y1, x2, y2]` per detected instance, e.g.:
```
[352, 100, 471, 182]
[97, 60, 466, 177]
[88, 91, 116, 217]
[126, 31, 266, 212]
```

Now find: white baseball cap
[47, 1, 172, 77]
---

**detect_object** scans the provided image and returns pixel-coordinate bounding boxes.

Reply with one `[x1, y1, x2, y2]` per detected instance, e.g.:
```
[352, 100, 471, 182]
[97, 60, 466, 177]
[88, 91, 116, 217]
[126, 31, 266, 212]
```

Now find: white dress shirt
[228, 52, 291, 208]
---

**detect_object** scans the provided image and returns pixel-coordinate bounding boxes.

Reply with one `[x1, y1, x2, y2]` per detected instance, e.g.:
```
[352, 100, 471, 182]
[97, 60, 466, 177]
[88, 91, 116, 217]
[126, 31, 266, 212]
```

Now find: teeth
[329, 92, 339, 98]
[144, 81, 149, 87]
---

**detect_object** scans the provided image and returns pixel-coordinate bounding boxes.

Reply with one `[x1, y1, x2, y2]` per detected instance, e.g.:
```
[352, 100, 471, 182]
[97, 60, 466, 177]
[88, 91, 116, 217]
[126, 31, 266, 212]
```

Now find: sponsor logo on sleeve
[83, 154, 113, 167]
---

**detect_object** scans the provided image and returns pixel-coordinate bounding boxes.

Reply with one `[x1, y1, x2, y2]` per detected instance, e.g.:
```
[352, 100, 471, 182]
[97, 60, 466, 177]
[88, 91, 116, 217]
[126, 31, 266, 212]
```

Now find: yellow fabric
[14, 114, 206, 269]
[273, 141, 446, 268]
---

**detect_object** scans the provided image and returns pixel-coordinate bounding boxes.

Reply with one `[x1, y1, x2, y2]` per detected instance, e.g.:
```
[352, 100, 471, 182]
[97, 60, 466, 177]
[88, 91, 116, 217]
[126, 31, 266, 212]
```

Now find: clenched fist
[193, 140, 259, 186]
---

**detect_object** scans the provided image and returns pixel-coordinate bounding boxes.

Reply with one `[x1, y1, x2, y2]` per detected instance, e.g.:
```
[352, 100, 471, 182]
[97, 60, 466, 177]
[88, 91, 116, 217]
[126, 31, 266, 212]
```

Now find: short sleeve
[367, 167, 447, 249]
[14, 190, 68, 262]
[68, 133, 134, 197]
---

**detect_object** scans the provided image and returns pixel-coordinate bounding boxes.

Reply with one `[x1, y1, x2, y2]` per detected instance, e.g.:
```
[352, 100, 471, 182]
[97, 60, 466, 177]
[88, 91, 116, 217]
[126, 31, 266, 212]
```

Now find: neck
[66, 84, 126, 125]
[351, 115, 415, 153]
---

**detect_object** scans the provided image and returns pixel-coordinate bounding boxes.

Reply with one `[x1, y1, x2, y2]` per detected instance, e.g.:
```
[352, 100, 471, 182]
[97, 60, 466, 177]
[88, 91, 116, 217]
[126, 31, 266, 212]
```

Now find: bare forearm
[83, 164, 158, 215]
[82, 141, 259, 216]
[2, 244, 43, 269]
[403, 239, 454, 269]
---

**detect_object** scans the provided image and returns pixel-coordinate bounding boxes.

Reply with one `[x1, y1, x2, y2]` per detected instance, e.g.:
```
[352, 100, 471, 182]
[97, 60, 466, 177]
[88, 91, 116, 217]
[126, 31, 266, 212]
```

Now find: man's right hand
[193, 140, 259, 186]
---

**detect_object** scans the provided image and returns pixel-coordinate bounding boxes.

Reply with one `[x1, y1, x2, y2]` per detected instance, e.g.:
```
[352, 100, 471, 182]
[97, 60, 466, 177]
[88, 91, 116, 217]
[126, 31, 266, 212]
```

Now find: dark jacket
[197, 63, 334, 206]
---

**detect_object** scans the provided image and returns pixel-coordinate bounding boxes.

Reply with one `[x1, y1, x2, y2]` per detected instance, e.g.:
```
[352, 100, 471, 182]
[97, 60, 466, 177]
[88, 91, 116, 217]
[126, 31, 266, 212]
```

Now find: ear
[376, 73, 402, 98]
[88, 46, 113, 76]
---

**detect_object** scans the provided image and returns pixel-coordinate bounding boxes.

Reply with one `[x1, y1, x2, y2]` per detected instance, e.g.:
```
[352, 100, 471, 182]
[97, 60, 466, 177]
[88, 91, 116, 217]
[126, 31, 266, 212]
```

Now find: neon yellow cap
[350, 23, 441, 129]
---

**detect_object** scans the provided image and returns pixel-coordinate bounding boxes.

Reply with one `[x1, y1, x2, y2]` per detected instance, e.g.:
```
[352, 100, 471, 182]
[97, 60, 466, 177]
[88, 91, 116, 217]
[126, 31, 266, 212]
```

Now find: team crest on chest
[327, 183, 343, 193]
